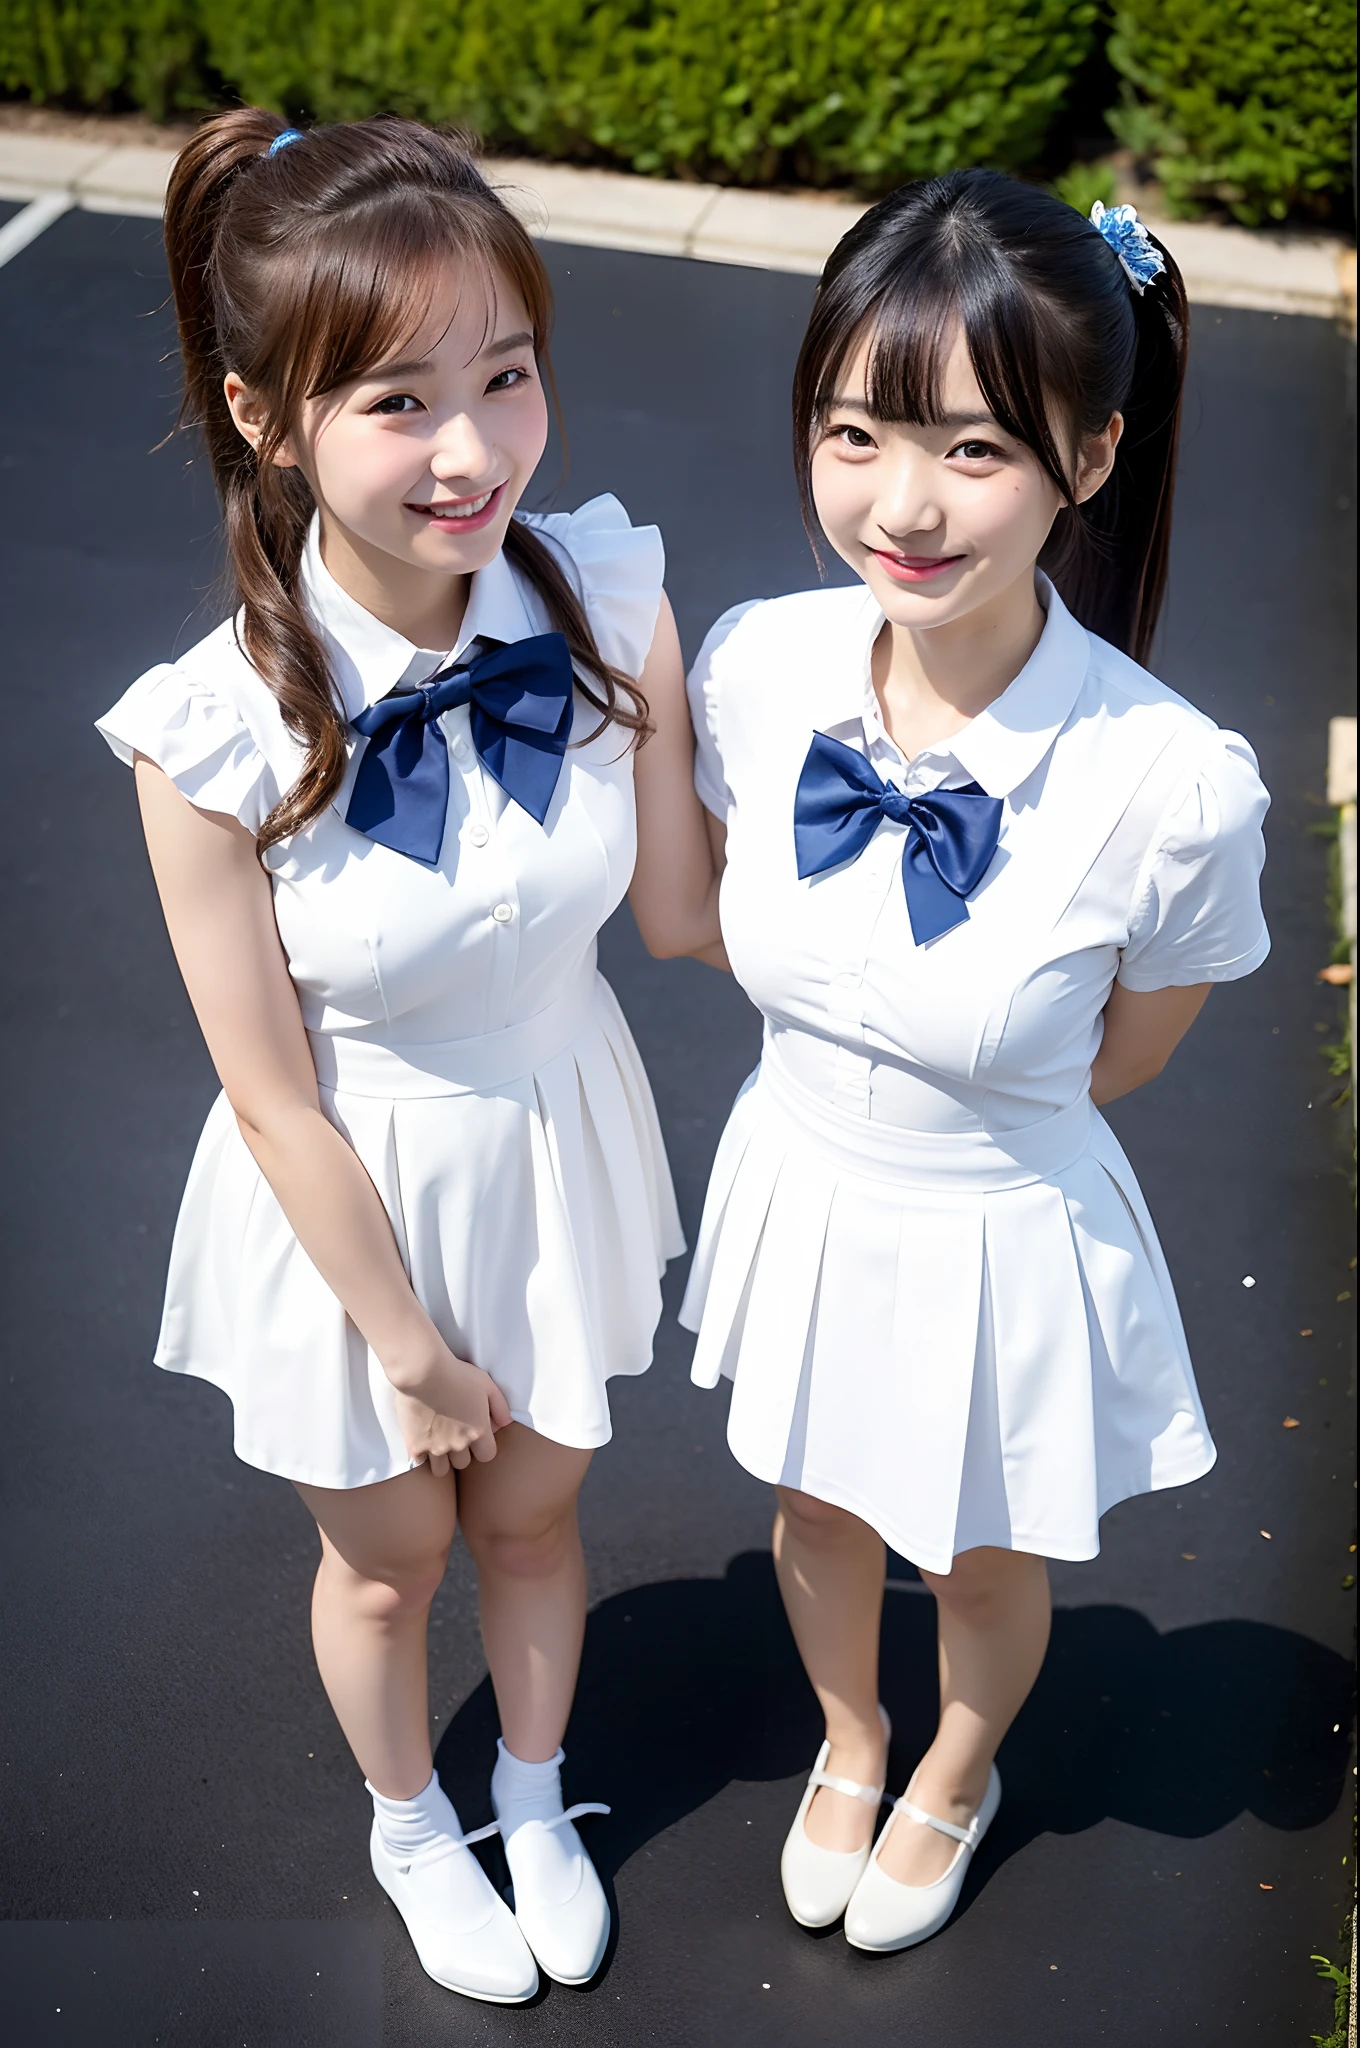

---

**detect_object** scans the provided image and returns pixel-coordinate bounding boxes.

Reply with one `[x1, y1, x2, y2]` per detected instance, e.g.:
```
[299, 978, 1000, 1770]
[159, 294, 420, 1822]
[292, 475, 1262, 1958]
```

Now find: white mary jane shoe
[780, 1706, 891, 1929]
[498, 1801, 612, 1987]
[844, 1762, 1001, 1954]
[370, 1816, 539, 2004]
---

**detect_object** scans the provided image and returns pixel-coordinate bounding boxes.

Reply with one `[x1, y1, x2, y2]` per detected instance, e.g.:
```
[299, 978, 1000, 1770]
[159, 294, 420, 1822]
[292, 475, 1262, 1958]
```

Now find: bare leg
[295, 1464, 458, 1800]
[878, 1545, 1051, 1886]
[773, 1487, 888, 1853]
[455, 1425, 593, 1763]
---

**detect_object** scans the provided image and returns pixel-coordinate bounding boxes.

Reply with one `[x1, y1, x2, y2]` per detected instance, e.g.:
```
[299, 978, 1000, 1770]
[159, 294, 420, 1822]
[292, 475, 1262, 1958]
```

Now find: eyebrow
[369, 329, 536, 380]
[825, 398, 1000, 430]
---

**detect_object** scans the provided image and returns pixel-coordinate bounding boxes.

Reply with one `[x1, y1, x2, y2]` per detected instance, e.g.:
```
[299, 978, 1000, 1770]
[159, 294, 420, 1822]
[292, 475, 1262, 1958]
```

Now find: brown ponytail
[162, 110, 648, 860]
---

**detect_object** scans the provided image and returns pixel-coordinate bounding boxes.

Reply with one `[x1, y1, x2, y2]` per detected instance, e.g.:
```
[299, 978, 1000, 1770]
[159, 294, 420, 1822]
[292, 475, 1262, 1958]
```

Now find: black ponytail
[792, 170, 1189, 665]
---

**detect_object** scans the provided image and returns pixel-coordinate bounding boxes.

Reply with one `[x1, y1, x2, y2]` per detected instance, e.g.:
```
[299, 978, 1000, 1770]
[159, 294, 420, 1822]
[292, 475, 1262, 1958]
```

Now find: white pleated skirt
[679, 1042, 1214, 1571]
[155, 967, 684, 1488]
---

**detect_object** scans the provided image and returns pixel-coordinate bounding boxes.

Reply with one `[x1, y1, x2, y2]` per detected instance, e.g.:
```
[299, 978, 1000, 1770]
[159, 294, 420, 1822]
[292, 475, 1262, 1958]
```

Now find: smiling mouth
[406, 483, 506, 521]
[869, 546, 967, 581]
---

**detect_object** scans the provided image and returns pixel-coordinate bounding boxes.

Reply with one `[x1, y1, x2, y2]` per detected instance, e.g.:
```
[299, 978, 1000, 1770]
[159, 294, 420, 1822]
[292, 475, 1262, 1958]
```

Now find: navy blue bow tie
[345, 632, 575, 866]
[793, 732, 1003, 943]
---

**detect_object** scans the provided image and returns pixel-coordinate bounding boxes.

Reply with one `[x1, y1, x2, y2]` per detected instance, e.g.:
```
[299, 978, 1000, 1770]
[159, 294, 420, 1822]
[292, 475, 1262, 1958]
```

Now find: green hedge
[199, 0, 1099, 189]
[1108, 0, 1356, 224]
[0, 1, 210, 121]
[1, 0, 1354, 220]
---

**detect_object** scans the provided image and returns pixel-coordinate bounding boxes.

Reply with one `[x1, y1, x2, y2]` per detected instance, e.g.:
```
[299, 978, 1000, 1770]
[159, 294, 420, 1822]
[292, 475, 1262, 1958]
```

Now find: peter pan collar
[840, 572, 1091, 801]
[299, 517, 540, 720]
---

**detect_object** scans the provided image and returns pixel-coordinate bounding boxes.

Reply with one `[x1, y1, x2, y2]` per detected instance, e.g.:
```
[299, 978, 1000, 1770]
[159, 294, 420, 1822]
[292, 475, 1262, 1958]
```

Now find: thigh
[776, 1484, 875, 1537]
[296, 1463, 458, 1581]
[456, 1423, 592, 1540]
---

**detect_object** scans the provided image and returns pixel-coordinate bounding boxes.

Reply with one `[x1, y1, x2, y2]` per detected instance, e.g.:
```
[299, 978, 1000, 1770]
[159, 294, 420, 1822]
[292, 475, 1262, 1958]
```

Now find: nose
[872, 447, 946, 547]
[428, 413, 496, 488]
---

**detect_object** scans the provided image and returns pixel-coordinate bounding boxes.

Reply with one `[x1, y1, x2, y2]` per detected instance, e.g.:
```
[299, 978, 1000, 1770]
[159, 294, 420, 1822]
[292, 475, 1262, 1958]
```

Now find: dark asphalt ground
[0, 203, 1355, 2048]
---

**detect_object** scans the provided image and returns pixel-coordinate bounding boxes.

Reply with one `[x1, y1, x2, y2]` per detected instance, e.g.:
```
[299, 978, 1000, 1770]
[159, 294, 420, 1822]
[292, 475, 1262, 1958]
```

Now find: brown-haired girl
[634, 172, 1270, 1954]
[96, 109, 715, 2004]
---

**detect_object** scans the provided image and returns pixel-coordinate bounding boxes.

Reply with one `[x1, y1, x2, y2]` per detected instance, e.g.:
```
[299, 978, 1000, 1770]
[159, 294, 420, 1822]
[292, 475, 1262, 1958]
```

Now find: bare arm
[134, 757, 509, 1473]
[1089, 980, 1211, 1106]
[629, 593, 729, 967]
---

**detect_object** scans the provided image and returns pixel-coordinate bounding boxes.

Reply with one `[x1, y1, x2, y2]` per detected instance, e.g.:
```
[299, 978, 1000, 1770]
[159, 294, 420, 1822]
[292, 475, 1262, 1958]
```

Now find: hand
[385, 1335, 513, 1476]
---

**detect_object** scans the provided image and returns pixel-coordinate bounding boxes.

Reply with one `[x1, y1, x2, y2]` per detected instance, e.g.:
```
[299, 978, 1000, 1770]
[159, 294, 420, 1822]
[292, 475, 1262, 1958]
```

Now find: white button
[451, 737, 471, 761]
[468, 823, 489, 847]
[491, 902, 514, 924]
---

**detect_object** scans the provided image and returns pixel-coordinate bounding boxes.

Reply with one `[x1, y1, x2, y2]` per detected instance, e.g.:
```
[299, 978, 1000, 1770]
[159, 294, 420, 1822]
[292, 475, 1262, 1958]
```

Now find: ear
[222, 372, 298, 469]
[1073, 412, 1124, 505]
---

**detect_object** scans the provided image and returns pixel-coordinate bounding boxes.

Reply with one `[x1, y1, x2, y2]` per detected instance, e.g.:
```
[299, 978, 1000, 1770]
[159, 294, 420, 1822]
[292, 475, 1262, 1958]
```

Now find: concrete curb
[0, 129, 1354, 317]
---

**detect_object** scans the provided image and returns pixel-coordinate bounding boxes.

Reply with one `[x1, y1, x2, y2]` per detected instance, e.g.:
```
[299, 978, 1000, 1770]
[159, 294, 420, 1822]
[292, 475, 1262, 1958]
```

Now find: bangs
[246, 187, 552, 434]
[800, 231, 1082, 516]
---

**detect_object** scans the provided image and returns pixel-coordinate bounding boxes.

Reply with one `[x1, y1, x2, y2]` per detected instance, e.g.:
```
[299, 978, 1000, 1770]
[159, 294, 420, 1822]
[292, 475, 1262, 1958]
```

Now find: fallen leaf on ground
[1282, 1417, 1300, 1428]
[1300, 1328, 1314, 1336]
[1260, 1882, 1273, 1891]
[1181, 1552, 1197, 1560]
[1260, 1529, 1273, 1539]
[1337, 1291, 1351, 1302]
[1318, 963, 1353, 984]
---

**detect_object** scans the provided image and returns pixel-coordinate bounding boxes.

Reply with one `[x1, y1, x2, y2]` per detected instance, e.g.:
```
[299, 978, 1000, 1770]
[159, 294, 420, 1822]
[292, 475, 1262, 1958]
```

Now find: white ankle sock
[367, 1769, 462, 1861]
[490, 1740, 566, 1838]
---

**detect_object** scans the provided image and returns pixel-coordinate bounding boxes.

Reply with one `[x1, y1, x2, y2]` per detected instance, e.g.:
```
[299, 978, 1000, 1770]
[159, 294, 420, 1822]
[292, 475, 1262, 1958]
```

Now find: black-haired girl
[635, 173, 1269, 1953]
[95, 110, 714, 2003]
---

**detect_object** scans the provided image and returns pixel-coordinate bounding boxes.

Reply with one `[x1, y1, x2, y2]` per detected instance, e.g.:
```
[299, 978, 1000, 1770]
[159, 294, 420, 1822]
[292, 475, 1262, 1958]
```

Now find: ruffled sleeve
[95, 659, 283, 836]
[685, 600, 766, 818]
[520, 494, 664, 680]
[1117, 729, 1271, 991]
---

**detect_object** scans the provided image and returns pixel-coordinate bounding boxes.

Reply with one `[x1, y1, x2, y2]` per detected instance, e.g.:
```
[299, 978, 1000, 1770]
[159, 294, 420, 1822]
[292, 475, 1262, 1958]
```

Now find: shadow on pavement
[435, 1549, 1353, 1929]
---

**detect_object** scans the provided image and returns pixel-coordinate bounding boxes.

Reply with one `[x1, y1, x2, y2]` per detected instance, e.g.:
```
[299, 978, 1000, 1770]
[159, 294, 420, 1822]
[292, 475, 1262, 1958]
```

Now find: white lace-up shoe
[779, 1706, 891, 1929]
[844, 1762, 1001, 1953]
[498, 1801, 612, 1986]
[370, 1816, 539, 2004]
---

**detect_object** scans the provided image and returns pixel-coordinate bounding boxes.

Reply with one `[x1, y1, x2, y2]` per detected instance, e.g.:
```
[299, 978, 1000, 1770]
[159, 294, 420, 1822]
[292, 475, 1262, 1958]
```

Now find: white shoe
[844, 1762, 1001, 1953]
[497, 1800, 612, 1986]
[370, 1816, 539, 2004]
[779, 1706, 891, 1929]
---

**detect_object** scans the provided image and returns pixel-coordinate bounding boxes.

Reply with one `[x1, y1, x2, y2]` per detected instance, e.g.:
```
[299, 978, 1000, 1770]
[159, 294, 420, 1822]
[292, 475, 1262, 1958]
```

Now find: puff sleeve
[1117, 730, 1271, 991]
[684, 600, 766, 818]
[521, 494, 665, 681]
[95, 659, 283, 837]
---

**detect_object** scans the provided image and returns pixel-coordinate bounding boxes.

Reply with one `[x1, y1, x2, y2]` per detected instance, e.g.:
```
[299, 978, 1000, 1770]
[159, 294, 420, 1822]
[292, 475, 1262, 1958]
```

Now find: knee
[462, 1510, 575, 1583]
[330, 1547, 450, 1625]
[777, 1487, 865, 1545]
[922, 1549, 1034, 1626]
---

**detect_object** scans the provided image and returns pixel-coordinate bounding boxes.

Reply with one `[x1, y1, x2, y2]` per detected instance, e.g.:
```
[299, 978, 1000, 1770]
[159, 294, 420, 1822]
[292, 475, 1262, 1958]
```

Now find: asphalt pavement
[0, 204, 1355, 2047]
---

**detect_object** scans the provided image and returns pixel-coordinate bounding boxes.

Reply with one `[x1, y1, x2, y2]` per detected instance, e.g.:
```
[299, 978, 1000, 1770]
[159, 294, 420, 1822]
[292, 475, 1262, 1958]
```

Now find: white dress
[97, 496, 684, 1488]
[680, 576, 1269, 1571]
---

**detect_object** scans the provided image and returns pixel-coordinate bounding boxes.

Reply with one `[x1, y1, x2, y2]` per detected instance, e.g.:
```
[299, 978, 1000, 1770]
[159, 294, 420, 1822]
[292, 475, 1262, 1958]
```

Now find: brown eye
[841, 426, 875, 449]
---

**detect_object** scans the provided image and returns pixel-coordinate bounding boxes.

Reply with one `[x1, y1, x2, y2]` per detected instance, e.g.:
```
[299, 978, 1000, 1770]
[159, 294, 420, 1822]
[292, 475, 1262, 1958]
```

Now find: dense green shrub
[4, 0, 1099, 189]
[204, 0, 1100, 189]
[0, 1, 212, 120]
[1108, 0, 1356, 224]
[3, 0, 1353, 221]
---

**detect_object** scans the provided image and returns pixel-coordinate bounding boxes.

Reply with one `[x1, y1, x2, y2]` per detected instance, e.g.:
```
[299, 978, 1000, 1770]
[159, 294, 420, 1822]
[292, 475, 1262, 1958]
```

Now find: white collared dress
[97, 496, 683, 1488]
[681, 577, 1269, 1570]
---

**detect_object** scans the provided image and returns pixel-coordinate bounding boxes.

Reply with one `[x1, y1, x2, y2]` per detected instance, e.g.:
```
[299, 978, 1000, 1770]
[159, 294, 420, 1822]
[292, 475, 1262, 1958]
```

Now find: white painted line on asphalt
[0, 189, 75, 270]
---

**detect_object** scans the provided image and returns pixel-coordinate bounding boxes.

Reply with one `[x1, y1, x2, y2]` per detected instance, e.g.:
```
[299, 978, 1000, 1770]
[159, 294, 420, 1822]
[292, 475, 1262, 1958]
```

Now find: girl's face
[228, 264, 549, 589]
[810, 323, 1119, 631]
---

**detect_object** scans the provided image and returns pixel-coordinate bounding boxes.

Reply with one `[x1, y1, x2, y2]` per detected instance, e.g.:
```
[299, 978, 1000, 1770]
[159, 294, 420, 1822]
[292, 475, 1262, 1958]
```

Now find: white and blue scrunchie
[1089, 199, 1166, 296]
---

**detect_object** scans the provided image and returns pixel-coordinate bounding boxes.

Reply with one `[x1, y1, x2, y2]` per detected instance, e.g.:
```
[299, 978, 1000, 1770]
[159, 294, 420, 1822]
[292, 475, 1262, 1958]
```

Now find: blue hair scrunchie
[267, 128, 305, 157]
[1089, 200, 1166, 296]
